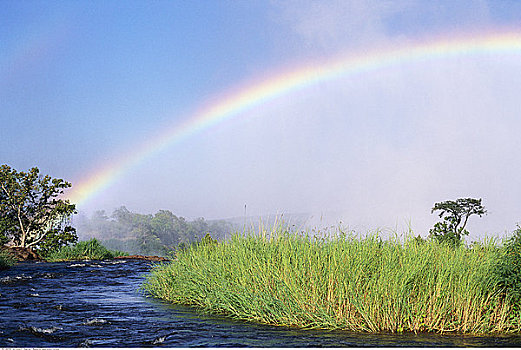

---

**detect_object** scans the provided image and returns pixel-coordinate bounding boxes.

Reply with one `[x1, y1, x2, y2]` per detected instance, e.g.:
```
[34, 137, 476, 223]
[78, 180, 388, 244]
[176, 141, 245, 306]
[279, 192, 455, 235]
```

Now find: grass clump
[0, 248, 16, 269]
[143, 226, 520, 334]
[45, 238, 127, 262]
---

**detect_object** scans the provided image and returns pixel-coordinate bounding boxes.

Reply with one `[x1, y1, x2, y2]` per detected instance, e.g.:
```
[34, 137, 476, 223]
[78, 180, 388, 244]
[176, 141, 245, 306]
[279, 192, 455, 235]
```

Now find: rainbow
[67, 30, 521, 207]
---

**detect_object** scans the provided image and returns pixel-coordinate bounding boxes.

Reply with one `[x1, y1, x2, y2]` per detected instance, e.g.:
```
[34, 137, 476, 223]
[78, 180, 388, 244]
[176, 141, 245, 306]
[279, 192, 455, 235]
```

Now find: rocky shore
[1, 246, 170, 263]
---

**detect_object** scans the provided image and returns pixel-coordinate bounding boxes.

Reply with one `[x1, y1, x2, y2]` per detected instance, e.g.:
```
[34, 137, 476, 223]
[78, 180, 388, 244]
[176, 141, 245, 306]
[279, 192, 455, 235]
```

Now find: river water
[1, 260, 521, 348]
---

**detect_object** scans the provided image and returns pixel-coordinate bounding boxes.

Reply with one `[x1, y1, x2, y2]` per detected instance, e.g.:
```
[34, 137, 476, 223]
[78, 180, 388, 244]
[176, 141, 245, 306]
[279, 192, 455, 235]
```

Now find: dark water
[1, 261, 521, 348]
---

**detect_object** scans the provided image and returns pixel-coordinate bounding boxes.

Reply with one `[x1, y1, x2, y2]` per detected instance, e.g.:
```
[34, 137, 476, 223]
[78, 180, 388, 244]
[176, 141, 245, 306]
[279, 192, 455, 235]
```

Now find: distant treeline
[76, 206, 233, 256]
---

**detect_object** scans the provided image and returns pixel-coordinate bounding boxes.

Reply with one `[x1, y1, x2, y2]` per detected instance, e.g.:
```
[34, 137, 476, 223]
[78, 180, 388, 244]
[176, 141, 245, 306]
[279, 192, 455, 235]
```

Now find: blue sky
[2, 1, 521, 237]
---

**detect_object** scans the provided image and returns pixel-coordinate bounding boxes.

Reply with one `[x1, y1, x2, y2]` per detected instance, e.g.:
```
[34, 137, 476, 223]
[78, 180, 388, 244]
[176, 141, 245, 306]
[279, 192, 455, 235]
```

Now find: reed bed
[143, 226, 520, 334]
[45, 239, 127, 262]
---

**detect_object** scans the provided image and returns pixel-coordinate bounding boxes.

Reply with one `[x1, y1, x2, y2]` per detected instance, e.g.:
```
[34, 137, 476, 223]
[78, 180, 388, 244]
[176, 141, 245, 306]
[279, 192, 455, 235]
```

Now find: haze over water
[2, 1, 521, 238]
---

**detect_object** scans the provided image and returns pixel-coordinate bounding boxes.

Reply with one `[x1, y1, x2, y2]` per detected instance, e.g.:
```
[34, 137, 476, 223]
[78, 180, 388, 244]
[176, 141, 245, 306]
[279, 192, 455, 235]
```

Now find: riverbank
[1, 239, 170, 266]
[144, 227, 521, 334]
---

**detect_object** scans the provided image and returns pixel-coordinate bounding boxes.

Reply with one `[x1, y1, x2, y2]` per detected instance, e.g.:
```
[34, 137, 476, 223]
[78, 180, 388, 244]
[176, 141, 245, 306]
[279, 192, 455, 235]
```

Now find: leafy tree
[0, 164, 77, 252]
[150, 210, 179, 246]
[429, 197, 486, 246]
[75, 206, 233, 256]
[37, 227, 78, 257]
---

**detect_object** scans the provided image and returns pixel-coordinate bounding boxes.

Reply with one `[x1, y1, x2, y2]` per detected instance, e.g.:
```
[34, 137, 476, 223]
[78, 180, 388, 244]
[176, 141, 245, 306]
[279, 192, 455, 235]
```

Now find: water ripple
[2, 260, 521, 347]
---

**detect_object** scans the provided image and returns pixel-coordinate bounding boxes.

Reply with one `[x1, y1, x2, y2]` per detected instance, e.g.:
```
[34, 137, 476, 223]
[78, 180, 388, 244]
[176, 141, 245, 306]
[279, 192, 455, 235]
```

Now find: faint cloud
[270, 0, 496, 57]
[271, 0, 405, 54]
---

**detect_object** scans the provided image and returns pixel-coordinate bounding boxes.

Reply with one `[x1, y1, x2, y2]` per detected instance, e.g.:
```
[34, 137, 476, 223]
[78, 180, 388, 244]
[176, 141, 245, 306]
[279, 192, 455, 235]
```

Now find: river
[1, 260, 521, 347]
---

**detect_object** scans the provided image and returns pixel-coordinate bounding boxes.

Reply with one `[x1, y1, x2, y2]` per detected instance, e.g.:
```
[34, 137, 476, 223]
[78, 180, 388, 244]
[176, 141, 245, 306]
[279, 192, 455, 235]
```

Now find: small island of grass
[143, 225, 521, 334]
[44, 238, 128, 262]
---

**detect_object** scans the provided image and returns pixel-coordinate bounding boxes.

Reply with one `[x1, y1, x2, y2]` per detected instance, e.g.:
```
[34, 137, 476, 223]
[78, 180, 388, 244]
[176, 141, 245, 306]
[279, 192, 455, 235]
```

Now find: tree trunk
[17, 205, 27, 248]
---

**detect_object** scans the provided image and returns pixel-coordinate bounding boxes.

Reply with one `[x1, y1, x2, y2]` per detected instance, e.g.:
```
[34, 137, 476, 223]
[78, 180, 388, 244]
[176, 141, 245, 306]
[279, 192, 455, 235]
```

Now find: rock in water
[153, 335, 167, 344]
[83, 318, 108, 326]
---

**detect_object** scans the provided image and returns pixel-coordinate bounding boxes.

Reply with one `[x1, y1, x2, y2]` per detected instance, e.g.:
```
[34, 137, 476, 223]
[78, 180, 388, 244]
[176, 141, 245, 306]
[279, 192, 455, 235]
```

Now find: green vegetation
[76, 206, 232, 256]
[144, 226, 521, 334]
[0, 164, 77, 254]
[495, 226, 521, 308]
[0, 248, 16, 269]
[45, 239, 127, 262]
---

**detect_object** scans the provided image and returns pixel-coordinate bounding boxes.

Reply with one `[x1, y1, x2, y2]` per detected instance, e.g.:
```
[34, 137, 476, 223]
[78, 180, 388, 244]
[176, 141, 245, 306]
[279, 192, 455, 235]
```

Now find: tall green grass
[143, 226, 520, 334]
[45, 239, 128, 262]
[0, 248, 16, 269]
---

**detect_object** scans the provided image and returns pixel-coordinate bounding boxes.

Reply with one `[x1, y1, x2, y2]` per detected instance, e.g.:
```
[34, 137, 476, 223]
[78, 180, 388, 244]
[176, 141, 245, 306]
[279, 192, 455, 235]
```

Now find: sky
[2, 0, 521, 239]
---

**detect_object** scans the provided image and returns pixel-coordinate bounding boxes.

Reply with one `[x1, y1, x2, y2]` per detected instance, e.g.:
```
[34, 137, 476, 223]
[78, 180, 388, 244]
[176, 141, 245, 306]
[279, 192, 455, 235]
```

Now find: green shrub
[45, 239, 127, 262]
[199, 233, 218, 246]
[0, 248, 16, 269]
[494, 226, 521, 308]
